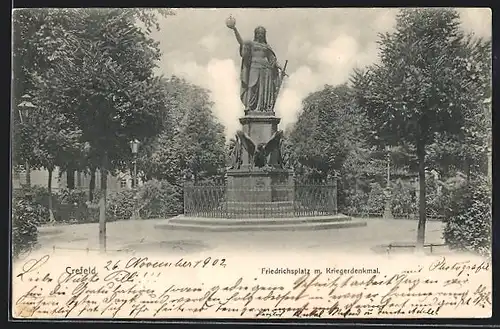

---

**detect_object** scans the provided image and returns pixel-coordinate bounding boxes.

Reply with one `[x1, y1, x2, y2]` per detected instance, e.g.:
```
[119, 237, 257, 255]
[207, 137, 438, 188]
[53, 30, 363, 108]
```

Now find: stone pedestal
[227, 168, 294, 203]
[227, 111, 295, 218]
[226, 167, 294, 218]
[238, 112, 281, 171]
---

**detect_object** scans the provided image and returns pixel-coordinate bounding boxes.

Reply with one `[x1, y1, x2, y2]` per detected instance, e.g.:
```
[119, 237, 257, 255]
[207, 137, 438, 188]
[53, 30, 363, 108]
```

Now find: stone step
[184, 211, 339, 219]
[188, 213, 298, 219]
[168, 214, 351, 226]
[155, 219, 366, 232]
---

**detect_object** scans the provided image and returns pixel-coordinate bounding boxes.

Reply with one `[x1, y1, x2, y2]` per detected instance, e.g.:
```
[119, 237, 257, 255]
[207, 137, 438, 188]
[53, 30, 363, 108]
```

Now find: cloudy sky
[149, 8, 491, 138]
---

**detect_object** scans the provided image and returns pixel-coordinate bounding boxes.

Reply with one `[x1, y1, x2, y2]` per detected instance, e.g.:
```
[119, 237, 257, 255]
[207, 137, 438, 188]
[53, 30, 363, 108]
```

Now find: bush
[391, 180, 417, 218]
[340, 188, 369, 216]
[106, 189, 138, 221]
[426, 175, 445, 218]
[16, 186, 90, 224]
[443, 177, 491, 256]
[365, 182, 386, 215]
[58, 188, 87, 206]
[137, 179, 183, 218]
[53, 189, 94, 223]
[12, 194, 46, 258]
[29, 185, 53, 208]
[15, 186, 54, 223]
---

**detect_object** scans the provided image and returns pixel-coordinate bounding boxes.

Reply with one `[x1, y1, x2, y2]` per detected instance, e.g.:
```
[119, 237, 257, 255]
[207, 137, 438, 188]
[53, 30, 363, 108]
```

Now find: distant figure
[227, 18, 283, 113]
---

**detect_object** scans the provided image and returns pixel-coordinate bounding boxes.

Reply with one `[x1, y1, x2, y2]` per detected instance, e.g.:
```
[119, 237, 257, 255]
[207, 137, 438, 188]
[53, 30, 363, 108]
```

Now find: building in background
[12, 166, 139, 194]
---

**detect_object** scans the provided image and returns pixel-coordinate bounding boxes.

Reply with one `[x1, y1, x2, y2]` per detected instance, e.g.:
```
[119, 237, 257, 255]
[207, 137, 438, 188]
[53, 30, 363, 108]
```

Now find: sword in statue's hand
[279, 60, 288, 80]
[272, 60, 288, 109]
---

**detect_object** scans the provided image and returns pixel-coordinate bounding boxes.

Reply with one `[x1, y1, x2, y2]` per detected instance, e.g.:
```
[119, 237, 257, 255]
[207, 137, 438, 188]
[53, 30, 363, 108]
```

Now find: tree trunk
[89, 168, 96, 202]
[66, 168, 75, 190]
[99, 155, 108, 253]
[416, 143, 427, 249]
[25, 161, 31, 187]
[66, 167, 75, 189]
[48, 167, 55, 222]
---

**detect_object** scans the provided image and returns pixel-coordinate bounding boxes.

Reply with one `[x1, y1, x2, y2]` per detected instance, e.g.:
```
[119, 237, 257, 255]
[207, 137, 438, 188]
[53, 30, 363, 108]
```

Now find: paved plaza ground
[37, 217, 447, 256]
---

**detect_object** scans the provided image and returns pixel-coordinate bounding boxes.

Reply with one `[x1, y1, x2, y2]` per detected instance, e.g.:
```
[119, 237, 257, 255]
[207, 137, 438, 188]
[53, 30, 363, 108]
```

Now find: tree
[24, 102, 83, 218]
[289, 84, 361, 179]
[31, 8, 173, 251]
[12, 9, 73, 180]
[137, 77, 227, 185]
[428, 35, 491, 181]
[176, 103, 227, 182]
[13, 8, 177, 183]
[134, 76, 191, 184]
[13, 9, 88, 217]
[351, 8, 490, 248]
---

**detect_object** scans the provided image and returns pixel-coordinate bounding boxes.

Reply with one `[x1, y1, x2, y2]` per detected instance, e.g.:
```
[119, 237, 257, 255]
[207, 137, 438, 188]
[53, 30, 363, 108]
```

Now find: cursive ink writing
[428, 257, 490, 277]
[16, 255, 50, 281]
[12, 255, 491, 319]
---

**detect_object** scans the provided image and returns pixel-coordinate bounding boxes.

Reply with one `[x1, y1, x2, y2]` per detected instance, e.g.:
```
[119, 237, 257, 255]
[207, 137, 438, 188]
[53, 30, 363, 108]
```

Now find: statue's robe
[239, 41, 279, 112]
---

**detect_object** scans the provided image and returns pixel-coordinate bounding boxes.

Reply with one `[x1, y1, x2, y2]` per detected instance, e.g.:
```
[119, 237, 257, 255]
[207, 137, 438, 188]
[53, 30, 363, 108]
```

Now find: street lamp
[129, 139, 140, 188]
[129, 139, 141, 220]
[18, 94, 36, 188]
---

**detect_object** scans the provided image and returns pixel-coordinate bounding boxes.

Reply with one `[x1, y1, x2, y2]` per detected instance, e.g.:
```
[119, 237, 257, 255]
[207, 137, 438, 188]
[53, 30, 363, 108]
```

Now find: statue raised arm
[226, 16, 243, 45]
[226, 16, 281, 113]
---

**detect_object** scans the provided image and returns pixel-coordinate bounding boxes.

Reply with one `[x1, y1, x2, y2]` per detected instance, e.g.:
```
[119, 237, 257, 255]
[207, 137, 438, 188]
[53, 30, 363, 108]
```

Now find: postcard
[11, 7, 492, 320]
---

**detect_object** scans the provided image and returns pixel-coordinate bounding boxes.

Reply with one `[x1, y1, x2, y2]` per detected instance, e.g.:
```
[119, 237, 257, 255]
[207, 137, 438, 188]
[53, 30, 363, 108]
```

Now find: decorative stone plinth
[227, 168, 294, 201]
[156, 214, 367, 232]
[226, 168, 294, 218]
[236, 114, 282, 171]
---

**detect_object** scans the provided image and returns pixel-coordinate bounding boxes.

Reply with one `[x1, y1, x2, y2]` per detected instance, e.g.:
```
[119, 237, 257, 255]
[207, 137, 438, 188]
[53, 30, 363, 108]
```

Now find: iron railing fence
[183, 181, 338, 218]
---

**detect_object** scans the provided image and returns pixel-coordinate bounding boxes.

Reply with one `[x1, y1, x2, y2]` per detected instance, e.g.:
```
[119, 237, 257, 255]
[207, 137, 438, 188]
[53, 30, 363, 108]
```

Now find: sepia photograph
[10, 7, 492, 321]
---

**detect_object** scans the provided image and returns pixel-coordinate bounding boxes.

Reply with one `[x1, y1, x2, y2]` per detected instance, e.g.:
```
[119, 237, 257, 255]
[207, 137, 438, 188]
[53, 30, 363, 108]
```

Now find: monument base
[155, 214, 367, 232]
[226, 168, 295, 218]
[226, 168, 294, 201]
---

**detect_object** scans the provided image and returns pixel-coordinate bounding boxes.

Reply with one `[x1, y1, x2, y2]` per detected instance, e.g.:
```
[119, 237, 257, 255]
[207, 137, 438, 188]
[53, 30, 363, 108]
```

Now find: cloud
[205, 59, 242, 138]
[275, 66, 320, 130]
[458, 8, 492, 38]
[198, 34, 220, 52]
[276, 31, 383, 129]
[164, 53, 242, 139]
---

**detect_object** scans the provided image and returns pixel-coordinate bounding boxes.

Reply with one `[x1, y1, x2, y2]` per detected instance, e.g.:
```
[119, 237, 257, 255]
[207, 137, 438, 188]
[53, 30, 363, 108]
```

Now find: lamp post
[18, 94, 36, 188]
[129, 139, 140, 188]
[129, 139, 140, 220]
[383, 147, 394, 219]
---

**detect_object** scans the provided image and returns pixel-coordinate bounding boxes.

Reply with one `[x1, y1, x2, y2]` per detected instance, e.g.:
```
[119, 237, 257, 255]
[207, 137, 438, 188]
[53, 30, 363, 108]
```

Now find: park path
[37, 217, 446, 256]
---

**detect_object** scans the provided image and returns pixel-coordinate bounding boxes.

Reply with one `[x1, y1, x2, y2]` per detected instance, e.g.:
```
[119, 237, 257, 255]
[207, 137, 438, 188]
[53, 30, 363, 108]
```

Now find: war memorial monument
[158, 16, 367, 231]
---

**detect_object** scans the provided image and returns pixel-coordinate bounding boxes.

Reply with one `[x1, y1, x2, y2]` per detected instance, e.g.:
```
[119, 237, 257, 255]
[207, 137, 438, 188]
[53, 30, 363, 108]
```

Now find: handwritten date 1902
[123, 256, 227, 270]
[175, 257, 227, 269]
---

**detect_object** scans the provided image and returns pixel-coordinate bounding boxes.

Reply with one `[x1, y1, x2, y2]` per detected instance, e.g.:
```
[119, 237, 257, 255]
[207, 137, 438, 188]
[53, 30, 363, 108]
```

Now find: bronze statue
[226, 16, 286, 113]
[236, 129, 284, 169]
